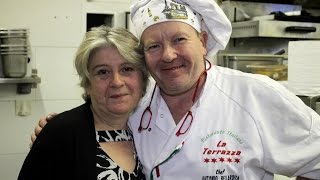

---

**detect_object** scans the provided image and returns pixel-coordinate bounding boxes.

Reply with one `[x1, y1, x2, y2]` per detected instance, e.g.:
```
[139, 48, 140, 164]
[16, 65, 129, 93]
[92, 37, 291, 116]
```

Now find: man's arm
[30, 113, 57, 147]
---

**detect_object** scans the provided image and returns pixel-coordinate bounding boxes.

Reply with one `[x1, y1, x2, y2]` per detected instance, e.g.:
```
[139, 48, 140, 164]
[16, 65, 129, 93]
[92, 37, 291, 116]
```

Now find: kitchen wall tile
[0, 153, 26, 180]
[0, 0, 83, 47]
[34, 47, 83, 100]
[0, 99, 83, 155]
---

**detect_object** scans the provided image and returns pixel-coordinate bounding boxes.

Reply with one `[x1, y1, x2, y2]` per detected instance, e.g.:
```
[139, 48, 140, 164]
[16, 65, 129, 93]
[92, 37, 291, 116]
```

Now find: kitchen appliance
[218, 1, 320, 112]
[230, 10, 320, 39]
[0, 28, 29, 78]
[218, 1, 320, 76]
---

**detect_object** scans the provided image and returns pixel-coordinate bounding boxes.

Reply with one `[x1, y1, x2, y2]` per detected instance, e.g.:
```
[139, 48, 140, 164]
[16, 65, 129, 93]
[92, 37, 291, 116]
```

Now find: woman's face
[87, 46, 144, 117]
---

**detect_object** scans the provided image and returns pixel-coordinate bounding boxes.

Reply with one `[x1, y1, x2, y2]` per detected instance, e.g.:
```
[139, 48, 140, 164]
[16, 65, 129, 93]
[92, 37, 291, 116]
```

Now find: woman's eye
[96, 69, 109, 75]
[121, 66, 135, 73]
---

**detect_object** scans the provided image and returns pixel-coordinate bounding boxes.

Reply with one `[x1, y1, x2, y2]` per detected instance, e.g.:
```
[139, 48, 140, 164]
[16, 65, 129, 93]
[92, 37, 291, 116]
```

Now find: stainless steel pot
[1, 52, 28, 78]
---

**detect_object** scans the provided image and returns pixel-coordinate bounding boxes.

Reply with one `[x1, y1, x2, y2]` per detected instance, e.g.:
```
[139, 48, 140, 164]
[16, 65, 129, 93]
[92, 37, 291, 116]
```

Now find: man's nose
[162, 44, 177, 62]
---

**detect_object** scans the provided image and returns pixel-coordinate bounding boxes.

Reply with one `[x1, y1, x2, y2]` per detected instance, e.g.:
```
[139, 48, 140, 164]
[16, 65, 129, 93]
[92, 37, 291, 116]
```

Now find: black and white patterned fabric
[96, 130, 146, 180]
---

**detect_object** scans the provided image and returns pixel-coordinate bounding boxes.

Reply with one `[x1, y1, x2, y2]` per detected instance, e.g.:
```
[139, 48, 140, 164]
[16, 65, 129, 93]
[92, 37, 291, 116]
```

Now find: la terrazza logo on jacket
[201, 130, 242, 180]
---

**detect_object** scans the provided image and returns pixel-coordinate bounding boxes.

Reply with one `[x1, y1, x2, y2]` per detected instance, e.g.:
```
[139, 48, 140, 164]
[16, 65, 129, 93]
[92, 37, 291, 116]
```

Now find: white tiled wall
[0, 0, 130, 179]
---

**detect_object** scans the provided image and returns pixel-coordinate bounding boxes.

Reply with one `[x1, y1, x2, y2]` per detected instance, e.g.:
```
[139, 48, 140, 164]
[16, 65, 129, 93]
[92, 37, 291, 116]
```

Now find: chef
[129, 0, 320, 179]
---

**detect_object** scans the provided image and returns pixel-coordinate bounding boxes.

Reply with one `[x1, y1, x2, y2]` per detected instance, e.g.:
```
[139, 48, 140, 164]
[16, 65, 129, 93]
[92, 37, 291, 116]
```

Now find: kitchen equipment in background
[297, 95, 320, 115]
[231, 19, 320, 39]
[220, 1, 320, 55]
[217, 53, 288, 81]
[221, 1, 302, 23]
[246, 64, 288, 81]
[316, 102, 320, 115]
[0, 28, 29, 78]
[218, 1, 320, 85]
[230, 8, 320, 39]
[1, 50, 28, 78]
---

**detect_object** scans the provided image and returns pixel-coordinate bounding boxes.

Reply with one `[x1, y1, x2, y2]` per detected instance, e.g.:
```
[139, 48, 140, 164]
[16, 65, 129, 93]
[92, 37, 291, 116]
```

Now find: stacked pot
[0, 28, 29, 78]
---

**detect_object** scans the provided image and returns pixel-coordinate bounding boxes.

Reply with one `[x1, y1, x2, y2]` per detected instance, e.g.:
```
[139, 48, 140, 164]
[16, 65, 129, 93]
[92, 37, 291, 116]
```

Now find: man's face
[141, 21, 207, 96]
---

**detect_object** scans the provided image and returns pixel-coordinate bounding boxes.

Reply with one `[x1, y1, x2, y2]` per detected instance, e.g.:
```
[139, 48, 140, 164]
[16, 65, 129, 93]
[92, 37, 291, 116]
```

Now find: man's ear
[200, 31, 208, 54]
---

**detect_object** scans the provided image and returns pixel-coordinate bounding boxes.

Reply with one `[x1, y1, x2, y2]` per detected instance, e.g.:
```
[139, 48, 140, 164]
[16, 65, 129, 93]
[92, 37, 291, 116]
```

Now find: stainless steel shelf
[0, 76, 40, 84]
[231, 20, 320, 39]
[0, 76, 41, 94]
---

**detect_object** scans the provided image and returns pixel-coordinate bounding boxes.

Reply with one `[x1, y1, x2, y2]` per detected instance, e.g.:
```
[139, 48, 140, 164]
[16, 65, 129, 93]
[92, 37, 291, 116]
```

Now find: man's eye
[174, 37, 186, 43]
[145, 44, 160, 52]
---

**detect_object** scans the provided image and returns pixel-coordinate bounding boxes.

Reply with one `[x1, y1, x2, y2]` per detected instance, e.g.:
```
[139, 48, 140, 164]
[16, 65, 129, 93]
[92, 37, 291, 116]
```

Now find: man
[128, 0, 320, 179]
[33, 0, 320, 179]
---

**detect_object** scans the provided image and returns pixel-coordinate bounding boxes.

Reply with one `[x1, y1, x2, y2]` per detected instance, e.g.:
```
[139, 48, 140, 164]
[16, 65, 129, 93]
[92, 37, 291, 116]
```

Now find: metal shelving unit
[0, 75, 41, 94]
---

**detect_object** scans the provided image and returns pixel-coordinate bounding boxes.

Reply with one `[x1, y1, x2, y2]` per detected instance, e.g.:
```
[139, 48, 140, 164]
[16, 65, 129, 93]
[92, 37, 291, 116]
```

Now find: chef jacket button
[148, 128, 151, 131]
[160, 114, 164, 118]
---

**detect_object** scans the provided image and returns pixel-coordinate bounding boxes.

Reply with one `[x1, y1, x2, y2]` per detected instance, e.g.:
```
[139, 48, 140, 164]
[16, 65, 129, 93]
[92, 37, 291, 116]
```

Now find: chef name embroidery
[203, 140, 241, 164]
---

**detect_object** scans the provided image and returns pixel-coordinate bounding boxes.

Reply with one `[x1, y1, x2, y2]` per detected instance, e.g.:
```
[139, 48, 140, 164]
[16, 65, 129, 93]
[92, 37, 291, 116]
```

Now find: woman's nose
[110, 73, 124, 88]
[162, 44, 177, 62]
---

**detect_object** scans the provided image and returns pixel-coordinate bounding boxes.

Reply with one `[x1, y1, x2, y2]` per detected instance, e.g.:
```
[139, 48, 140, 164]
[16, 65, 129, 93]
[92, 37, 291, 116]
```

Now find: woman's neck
[91, 105, 129, 131]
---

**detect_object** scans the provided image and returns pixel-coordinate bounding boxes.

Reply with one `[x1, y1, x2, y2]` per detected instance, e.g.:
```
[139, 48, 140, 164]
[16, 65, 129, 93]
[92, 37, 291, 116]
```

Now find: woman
[18, 26, 149, 180]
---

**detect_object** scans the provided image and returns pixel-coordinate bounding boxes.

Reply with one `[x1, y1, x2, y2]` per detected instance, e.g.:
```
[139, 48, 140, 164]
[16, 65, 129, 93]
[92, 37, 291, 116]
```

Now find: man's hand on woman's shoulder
[30, 113, 57, 148]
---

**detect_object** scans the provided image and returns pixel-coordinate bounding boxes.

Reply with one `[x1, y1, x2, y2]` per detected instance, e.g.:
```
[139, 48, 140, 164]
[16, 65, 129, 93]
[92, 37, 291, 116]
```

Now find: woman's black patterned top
[96, 129, 146, 180]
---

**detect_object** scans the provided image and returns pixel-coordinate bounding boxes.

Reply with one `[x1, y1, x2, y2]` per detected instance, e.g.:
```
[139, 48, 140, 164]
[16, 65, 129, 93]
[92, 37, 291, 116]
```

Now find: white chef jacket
[128, 65, 320, 180]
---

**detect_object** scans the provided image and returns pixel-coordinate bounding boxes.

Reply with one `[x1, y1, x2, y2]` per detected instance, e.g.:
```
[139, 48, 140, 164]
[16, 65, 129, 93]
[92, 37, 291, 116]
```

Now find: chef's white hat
[130, 0, 232, 56]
